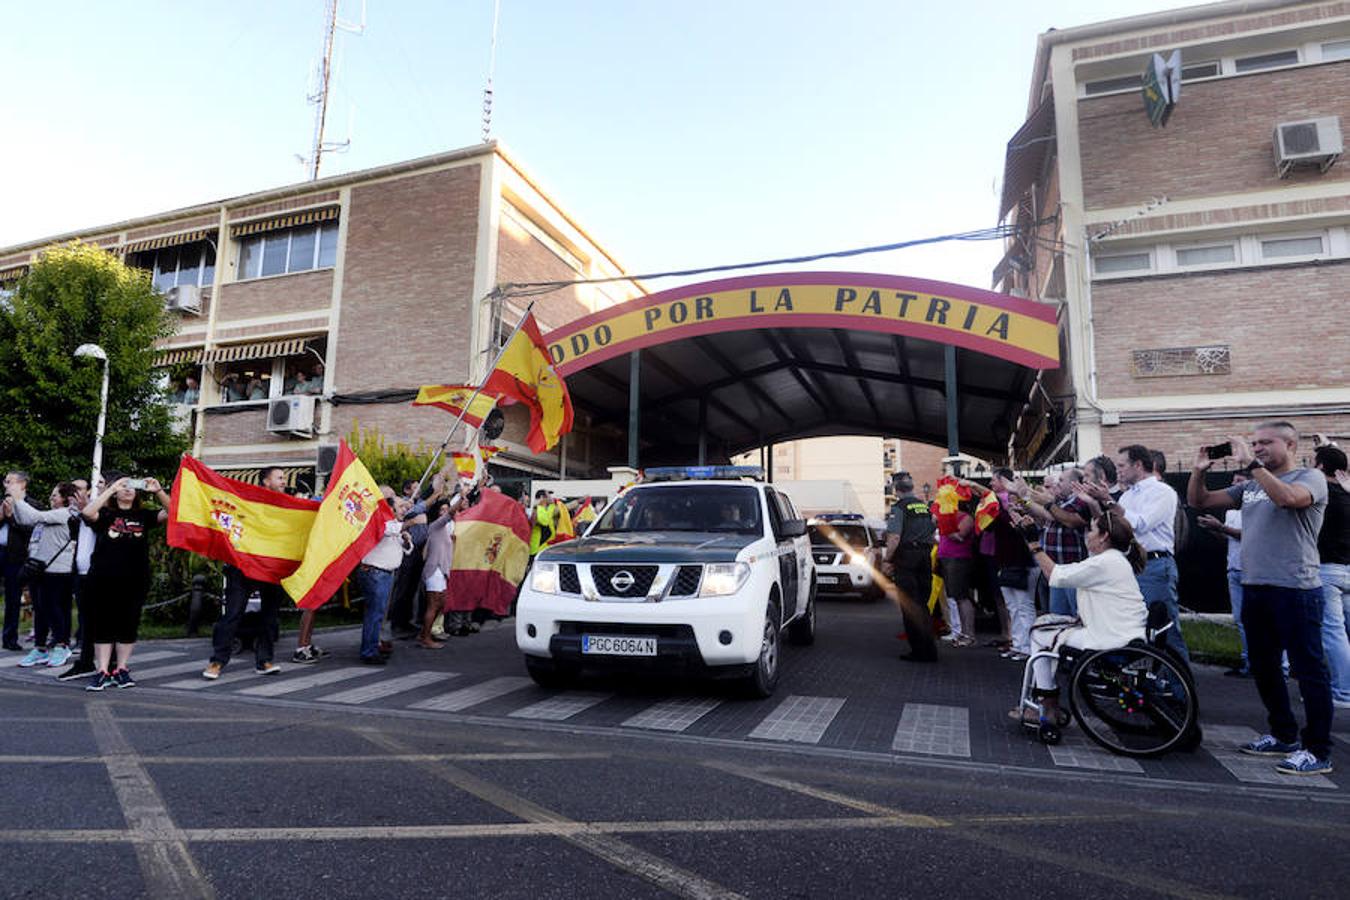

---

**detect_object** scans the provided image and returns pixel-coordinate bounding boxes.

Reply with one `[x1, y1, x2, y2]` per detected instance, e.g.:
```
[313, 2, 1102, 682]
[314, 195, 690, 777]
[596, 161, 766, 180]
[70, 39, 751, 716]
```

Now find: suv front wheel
[743, 602, 782, 698]
[787, 576, 817, 646]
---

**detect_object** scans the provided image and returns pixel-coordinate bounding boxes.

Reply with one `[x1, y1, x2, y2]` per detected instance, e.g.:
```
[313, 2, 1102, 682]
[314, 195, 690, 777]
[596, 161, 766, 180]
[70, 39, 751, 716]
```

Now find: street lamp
[74, 344, 109, 488]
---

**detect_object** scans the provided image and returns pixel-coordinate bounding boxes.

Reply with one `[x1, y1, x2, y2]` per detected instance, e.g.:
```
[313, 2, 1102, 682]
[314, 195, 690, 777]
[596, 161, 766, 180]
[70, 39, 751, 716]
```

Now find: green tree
[347, 421, 439, 491]
[0, 242, 188, 488]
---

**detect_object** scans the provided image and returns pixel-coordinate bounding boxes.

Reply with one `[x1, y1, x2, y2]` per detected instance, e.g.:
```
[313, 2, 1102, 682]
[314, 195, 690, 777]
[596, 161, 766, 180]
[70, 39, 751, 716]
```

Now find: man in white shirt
[354, 488, 411, 665]
[1079, 444, 1189, 661]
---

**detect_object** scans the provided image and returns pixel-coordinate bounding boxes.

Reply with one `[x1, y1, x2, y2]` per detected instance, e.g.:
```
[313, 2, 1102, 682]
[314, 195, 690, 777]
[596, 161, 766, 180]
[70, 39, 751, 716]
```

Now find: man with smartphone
[1188, 422, 1332, 776]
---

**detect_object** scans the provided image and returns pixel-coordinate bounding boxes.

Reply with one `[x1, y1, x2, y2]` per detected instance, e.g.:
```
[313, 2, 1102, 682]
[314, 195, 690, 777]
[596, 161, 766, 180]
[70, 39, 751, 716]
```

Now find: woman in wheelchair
[1007, 508, 1148, 726]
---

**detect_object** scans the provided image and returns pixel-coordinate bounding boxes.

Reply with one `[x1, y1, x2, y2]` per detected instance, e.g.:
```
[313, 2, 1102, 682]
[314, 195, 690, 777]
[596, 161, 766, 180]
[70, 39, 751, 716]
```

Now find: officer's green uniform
[886, 492, 938, 661]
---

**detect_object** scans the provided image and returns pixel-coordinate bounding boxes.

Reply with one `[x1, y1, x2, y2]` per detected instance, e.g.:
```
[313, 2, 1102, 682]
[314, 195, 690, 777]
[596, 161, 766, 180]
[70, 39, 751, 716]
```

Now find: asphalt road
[2, 597, 1347, 898]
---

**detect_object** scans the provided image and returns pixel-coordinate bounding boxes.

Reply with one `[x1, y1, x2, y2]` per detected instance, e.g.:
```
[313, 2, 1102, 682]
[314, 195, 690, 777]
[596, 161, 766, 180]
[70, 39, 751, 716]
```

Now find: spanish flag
[573, 497, 596, 525]
[975, 490, 1001, 533]
[443, 489, 530, 616]
[479, 444, 504, 463]
[482, 312, 573, 452]
[281, 442, 394, 609]
[451, 451, 477, 480]
[546, 500, 575, 546]
[168, 455, 320, 582]
[412, 384, 498, 429]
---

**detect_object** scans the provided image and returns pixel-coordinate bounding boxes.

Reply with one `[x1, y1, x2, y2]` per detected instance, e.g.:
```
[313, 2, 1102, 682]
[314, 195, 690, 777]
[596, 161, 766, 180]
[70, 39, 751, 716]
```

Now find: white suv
[808, 514, 886, 601]
[515, 467, 816, 697]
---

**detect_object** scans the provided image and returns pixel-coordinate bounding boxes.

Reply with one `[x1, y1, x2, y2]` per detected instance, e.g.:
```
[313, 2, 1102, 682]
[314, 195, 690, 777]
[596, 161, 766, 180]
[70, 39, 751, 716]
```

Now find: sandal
[416, 638, 443, 650]
[1007, 707, 1040, 724]
[953, 635, 977, 648]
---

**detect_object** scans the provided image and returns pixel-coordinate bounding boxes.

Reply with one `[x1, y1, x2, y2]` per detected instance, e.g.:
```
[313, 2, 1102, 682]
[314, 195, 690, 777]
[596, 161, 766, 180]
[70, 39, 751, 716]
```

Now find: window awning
[212, 465, 315, 492]
[0, 264, 30, 283]
[999, 97, 1056, 220]
[202, 338, 310, 364]
[229, 206, 340, 239]
[124, 229, 215, 255]
[156, 346, 205, 366]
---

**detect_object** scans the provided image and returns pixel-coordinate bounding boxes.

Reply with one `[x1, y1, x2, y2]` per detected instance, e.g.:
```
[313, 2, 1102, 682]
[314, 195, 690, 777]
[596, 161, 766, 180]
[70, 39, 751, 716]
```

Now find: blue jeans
[1319, 563, 1350, 705]
[1227, 570, 1248, 669]
[355, 565, 394, 659]
[1242, 584, 1333, 759]
[1137, 555, 1188, 662]
[1048, 586, 1078, 617]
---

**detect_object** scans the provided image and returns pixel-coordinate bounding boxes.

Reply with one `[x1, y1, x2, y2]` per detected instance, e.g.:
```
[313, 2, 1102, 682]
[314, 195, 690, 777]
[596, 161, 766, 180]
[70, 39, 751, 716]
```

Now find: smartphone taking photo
[1205, 442, 1232, 460]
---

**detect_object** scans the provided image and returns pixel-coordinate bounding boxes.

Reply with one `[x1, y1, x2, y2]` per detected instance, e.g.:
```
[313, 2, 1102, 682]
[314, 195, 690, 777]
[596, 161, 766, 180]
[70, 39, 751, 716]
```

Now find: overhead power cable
[497, 222, 1047, 298]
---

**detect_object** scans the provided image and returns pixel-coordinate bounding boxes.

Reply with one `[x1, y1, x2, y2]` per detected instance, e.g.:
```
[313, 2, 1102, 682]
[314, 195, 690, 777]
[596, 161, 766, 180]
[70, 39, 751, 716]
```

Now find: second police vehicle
[807, 513, 886, 602]
[515, 467, 816, 697]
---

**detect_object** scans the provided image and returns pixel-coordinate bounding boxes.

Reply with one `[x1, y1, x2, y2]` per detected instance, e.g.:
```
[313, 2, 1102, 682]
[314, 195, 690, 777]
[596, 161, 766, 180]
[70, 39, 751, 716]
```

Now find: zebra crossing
[7, 643, 1342, 791]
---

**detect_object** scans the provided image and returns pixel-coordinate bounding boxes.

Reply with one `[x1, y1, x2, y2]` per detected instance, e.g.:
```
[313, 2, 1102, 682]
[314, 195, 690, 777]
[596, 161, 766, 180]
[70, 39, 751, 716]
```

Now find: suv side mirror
[778, 518, 807, 539]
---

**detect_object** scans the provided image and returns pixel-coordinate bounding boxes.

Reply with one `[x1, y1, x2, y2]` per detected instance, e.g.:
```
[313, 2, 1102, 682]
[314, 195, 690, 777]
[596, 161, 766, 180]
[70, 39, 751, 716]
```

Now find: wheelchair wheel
[1069, 645, 1197, 758]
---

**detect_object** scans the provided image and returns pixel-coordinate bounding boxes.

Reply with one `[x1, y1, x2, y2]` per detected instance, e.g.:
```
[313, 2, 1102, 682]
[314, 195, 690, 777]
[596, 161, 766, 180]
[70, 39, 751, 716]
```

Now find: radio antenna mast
[306, 0, 366, 180]
[481, 0, 502, 143]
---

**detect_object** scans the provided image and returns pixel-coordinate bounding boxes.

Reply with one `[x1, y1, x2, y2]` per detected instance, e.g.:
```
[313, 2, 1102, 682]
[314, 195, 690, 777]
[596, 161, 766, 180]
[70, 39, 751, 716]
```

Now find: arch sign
[543, 271, 1059, 376]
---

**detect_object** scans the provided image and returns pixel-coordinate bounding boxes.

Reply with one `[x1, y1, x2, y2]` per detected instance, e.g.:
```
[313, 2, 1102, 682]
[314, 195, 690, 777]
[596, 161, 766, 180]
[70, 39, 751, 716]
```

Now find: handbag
[996, 565, 1031, 589]
[15, 529, 75, 587]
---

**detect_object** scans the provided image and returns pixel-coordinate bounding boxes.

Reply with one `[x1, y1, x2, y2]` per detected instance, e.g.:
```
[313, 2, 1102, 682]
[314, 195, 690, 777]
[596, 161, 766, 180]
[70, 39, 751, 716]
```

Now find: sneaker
[46, 646, 72, 668]
[112, 668, 136, 689]
[85, 671, 114, 692]
[255, 661, 281, 676]
[1239, 734, 1301, 757]
[57, 663, 96, 682]
[18, 648, 50, 668]
[312, 645, 330, 659]
[1275, 749, 1333, 776]
[201, 662, 224, 680]
[291, 646, 321, 665]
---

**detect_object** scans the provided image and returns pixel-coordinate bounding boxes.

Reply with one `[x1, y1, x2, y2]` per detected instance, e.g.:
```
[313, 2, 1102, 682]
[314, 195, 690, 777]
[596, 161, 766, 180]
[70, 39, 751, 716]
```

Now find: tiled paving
[1203, 724, 1336, 789]
[235, 666, 377, 697]
[1046, 730, 1146, 773]
[891, 703, 970, 757]
[408, 676, 533, 713]
[748, 695, 846, 744]
[622, 697, 723, 732]
[319, 671, 458, 705]
[122, 660, 208, 681]
[509, 692, 613, 721]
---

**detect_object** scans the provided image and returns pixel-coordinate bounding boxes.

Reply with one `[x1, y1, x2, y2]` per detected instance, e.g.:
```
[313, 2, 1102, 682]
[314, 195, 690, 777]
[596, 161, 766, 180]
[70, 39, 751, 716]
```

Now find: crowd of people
[882, 422, 1349, 776]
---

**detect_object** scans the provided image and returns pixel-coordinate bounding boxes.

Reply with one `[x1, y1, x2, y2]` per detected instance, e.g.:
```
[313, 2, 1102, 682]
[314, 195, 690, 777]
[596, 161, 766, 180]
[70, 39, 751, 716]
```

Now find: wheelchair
[1015, 603, 1201, 758]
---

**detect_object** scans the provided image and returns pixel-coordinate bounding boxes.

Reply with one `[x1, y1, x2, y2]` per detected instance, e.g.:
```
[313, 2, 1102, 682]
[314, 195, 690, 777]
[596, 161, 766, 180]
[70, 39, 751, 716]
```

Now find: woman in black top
[80, 474, 169, 691]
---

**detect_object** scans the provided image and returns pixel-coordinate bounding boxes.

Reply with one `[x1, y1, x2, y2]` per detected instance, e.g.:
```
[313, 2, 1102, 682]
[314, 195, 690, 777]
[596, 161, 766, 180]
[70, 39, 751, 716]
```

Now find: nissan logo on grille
[609, 570, 637, 592]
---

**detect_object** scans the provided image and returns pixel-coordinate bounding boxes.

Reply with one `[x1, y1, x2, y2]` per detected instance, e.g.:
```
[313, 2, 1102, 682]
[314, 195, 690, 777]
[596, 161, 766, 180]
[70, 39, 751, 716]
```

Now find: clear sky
[0, 0, 1190, 288]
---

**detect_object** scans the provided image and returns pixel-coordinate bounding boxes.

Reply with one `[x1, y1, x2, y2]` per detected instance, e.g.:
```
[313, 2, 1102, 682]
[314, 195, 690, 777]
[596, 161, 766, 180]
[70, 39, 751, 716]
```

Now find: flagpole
[413, 297, 537, 495]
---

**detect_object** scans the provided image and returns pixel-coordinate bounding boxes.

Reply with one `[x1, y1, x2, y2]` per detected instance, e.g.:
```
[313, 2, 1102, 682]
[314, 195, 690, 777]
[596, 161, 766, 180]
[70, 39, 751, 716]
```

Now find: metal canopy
[565, 325, 1038, 465]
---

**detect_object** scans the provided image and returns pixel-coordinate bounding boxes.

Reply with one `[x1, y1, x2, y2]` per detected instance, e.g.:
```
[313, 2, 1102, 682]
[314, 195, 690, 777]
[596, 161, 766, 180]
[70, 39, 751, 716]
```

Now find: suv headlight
[848, 552, 867, 565]
[531, 562, 559, 594]
[700, 562, 751, 597]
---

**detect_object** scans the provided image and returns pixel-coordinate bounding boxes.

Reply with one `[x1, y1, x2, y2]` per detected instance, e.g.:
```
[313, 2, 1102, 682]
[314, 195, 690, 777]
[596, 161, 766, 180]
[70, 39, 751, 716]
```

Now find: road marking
[748, 695, 845, 744]
[360, 730, 746, 900]
[1046, 731, 1145, 773]
[622, 697, 722, 732]
[509, 691, 612, 721]
[38, 649, 185, 677]
[235, 667, 375, 697]
[120, 661, 211, 681]
[86, 705, 215, 899]
[408, 676, 533, 712]
[160, 668, 259, 690]
[891, 703, 970, 757]
[1203, 724, 1336, 789]
[705, 761, 946, 825]
[0, 751, 612, 766]
[318, 671, 457, 704]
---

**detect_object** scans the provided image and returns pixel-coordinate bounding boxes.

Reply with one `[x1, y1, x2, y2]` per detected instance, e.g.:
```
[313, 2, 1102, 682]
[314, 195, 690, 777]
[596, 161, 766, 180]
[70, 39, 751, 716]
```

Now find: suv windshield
[809, 523, 870, 550]
[590, 484, 763, 536]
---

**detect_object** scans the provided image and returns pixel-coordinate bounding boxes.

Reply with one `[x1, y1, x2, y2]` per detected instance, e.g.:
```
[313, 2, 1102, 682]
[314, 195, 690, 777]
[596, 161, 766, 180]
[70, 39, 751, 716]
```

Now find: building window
[1180, 60, 1220, 80]
[211, 338, 326, 405]
[1260, 234, 1324, 259]
[1323, 39, 1350, 62]
[1083, 74, 1141, 95]
[1234, 49, 1299, 73]
[236, 222, 338, 281]
[1175, 243, 1237, 267]
[130, 241, 216, 292]
[1093, 251, 1151, 275]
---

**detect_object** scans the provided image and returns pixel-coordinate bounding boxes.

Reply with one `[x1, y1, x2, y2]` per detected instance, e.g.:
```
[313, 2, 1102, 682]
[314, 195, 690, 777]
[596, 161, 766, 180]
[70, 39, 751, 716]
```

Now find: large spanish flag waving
[444, 489, 530, 616]
[281, 442, 394, 609]
[412, 384, 499, 428]
[168, 456, 320, 582]
[482, 313, 573, 452]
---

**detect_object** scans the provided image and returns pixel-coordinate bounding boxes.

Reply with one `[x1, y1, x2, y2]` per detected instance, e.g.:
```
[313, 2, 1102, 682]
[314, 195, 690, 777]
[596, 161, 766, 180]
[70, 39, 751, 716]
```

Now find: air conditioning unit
[266, 395, 316, 437]
[1274, 116, 1343, 177]
[164, 284, 202, 315]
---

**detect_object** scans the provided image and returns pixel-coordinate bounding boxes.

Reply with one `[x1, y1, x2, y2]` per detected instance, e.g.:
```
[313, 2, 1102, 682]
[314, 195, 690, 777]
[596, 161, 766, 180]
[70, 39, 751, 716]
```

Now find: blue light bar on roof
[818, 513, 864, 521]
[643, 466, 765, 482]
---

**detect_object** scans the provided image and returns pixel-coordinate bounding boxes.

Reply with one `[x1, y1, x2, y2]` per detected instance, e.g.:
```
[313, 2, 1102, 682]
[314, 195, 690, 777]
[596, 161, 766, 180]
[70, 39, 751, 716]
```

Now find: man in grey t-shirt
[1188, 421, 1332, 776]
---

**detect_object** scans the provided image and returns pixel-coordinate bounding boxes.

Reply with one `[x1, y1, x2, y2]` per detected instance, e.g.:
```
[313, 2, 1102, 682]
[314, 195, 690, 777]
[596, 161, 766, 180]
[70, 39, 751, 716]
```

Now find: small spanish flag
[975, 491, 1001, 533]
[573, 497, 596, 525]
[412, 384, 499, 429]
[443, 489, 531, 616]
[168, 455, 320, 582]
[281, 441, 394, 609]
[478, 444, 505, 463]
[482, 313, 573, 452]
[546, 500, 575, 545]
[451, 451, 478, 480]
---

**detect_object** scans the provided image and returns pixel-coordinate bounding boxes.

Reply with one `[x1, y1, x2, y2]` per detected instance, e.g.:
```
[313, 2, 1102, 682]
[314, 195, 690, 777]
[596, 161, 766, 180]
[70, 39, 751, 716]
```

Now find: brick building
[0, 143, 642, 492]
[997, 0, 1350, 471]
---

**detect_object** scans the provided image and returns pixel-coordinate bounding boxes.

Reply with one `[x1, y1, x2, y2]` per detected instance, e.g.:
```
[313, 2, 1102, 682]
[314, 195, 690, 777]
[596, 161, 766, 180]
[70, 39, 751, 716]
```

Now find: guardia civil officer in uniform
[883, 472, 939, 662]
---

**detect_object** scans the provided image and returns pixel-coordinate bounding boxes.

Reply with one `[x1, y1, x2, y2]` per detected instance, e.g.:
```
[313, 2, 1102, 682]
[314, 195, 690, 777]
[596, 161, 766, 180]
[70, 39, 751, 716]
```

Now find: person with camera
[6, 480, 80, 668]
[0, 470, 33, 652]
[81, 474, 170, 691]
[1004, 507, 1148, 725]
[1187, 422, 1333, 776]
[202, 466, 290, 681]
